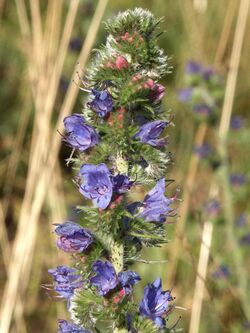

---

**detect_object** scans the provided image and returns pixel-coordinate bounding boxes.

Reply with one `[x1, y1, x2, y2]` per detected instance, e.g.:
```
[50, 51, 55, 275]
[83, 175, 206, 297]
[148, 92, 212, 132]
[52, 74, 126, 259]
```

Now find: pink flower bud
[115, 56, 129, 70]
[144, 79, 154, 89]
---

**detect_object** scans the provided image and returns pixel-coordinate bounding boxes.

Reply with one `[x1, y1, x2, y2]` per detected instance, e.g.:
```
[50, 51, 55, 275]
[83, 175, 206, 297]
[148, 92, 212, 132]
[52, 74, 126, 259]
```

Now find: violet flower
[139, 278, 173, 327]
[58, 320, 90, 333]
[134, 120, 168, 147]
[140, 178, 174, 222]
[178, 88, 193, 102]
[88, 89, 113, 117]
[90, 260, 118, 295]
[204, 199, 220, 218]
[150, 83, 165, 102]
[230, 116, 245, 130]
[48, 266, 83, 301]
[236, 214, 247, 228]
[54, 222, 93, 253]
[212, 264, 230, 279]
[77, 163, 113, 209]
[118, 271, 141, 294]
[193, 104, 212, 116]
[69, 38, 83, 52]
[230, 173, 247, 187]
[63, 114, 99, 152]
[186, 61, 202, 75]
[186, 61, 215, 80]
[193, 143, 213, 159]
[112, 174, 133, 194]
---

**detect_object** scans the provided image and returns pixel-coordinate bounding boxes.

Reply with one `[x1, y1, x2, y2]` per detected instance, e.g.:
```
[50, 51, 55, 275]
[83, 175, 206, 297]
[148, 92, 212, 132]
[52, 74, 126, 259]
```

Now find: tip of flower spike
[105, 8, 163, 37]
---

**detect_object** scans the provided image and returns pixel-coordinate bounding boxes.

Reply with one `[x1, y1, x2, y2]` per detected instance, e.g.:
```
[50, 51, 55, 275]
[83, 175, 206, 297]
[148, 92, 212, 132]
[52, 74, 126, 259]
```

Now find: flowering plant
[178, 60, 224, 124]
[48, 8, 179, 333]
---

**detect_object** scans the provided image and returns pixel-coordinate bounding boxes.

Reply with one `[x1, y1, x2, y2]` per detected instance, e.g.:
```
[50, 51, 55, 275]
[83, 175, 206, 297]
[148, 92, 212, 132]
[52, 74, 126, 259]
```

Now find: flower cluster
[48, 8, 177, 332]
[178, 60, 224, 123]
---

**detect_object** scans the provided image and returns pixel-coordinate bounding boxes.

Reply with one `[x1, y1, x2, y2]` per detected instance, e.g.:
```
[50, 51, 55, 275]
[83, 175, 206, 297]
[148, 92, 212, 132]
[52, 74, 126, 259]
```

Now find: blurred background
[0, 0, 249, 332]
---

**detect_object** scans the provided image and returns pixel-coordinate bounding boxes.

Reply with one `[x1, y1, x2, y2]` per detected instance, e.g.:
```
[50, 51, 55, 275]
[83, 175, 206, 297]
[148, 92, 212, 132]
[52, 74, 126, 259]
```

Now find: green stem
[110, 240, 124, 272]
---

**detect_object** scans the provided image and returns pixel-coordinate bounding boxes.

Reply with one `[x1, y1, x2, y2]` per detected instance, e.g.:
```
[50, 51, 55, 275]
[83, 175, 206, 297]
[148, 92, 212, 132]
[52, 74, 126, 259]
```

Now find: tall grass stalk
[0, 1, 108, 332]
[217, 0, 250, 321]
[189, 222, 213, 333]
[189, 0, 250, 331]
[167, 0, 237, 285]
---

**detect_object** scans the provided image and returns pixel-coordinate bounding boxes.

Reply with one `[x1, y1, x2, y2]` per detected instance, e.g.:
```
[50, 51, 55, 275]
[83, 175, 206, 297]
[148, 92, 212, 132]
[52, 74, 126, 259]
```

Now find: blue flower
[139, 278, 173, 327]
[230, 116, 245, 130]
[118, 271, 141, 294]
[186, 61, 202, 75]
[88, 89, 113, 117]
[77, 163, 113, 209]
[212, 264, 230, 279]
[140, 178, 174, 222]
[202, 67, 215, 80]
[63, 114, 99, 152]
[193, 104, 212, 116]
[69, 37, 83, 52]
[178, 88, 193, 102]
[134, 120, 168, 147]
[193, 143, 213, 159]
[112, 174, 133, 194]
[149, 83, 165, 102]
[48, 266, 83, 301]
[90, 260, 118, 295]
[230, 173, 247, 187]
[58, 320, 90, 333]
[235, 214, 247, 228]
[204, 199, 220, 218]
[54, 222, 93, 253]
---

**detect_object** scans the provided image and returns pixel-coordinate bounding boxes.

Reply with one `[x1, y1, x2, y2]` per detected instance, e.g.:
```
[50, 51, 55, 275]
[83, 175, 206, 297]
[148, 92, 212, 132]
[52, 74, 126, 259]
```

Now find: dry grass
[0, 1, 108, 332]
[166, 0, 238, 285]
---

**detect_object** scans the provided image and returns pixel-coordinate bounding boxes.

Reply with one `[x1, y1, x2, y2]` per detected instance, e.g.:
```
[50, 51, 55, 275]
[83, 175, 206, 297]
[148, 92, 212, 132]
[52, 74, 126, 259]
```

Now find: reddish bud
[115, 56, 129, 70]
[144, 79, 155, 89]
[132, 74, 141, 82]
[113, 288, 126, 304]
[121, 32, 130, 41]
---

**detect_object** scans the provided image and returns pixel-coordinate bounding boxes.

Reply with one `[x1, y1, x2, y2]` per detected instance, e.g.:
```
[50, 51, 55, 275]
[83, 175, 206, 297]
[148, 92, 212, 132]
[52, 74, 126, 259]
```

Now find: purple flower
[178, 88, 193, 102]
[139, 278, 173, 327]
[230, 116, 245, 130]
[230, 173, 247, 187]
[88, 89, 113, 117]
[63, 114, 99, 152]
[140, 178, 174, 222]
[90, 260, 118, 295]
[240, 233, 250, 245]
[118, 271, 141, 294]
[186, 61, 202, 74]
[203, 67, 215, 80]
[58, 320, 90, 333]
[186, 61, 215, 80]
[150, 84, 165, 102]
[77, 163, 113, 209]
[193, 104, 212, 115]
[69, 38, 83, 52]
[54, 222, 92, 253]
[134, 120, 168, 147]
[212, 264, 230, 279]
[236, 214, 247, 228]
[204, 199, 220, 217]
[193, 143, 213, 159]
[48, 266, 83, 301]
[60, 77, 70, 93]
[112, 174, 133, 194]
